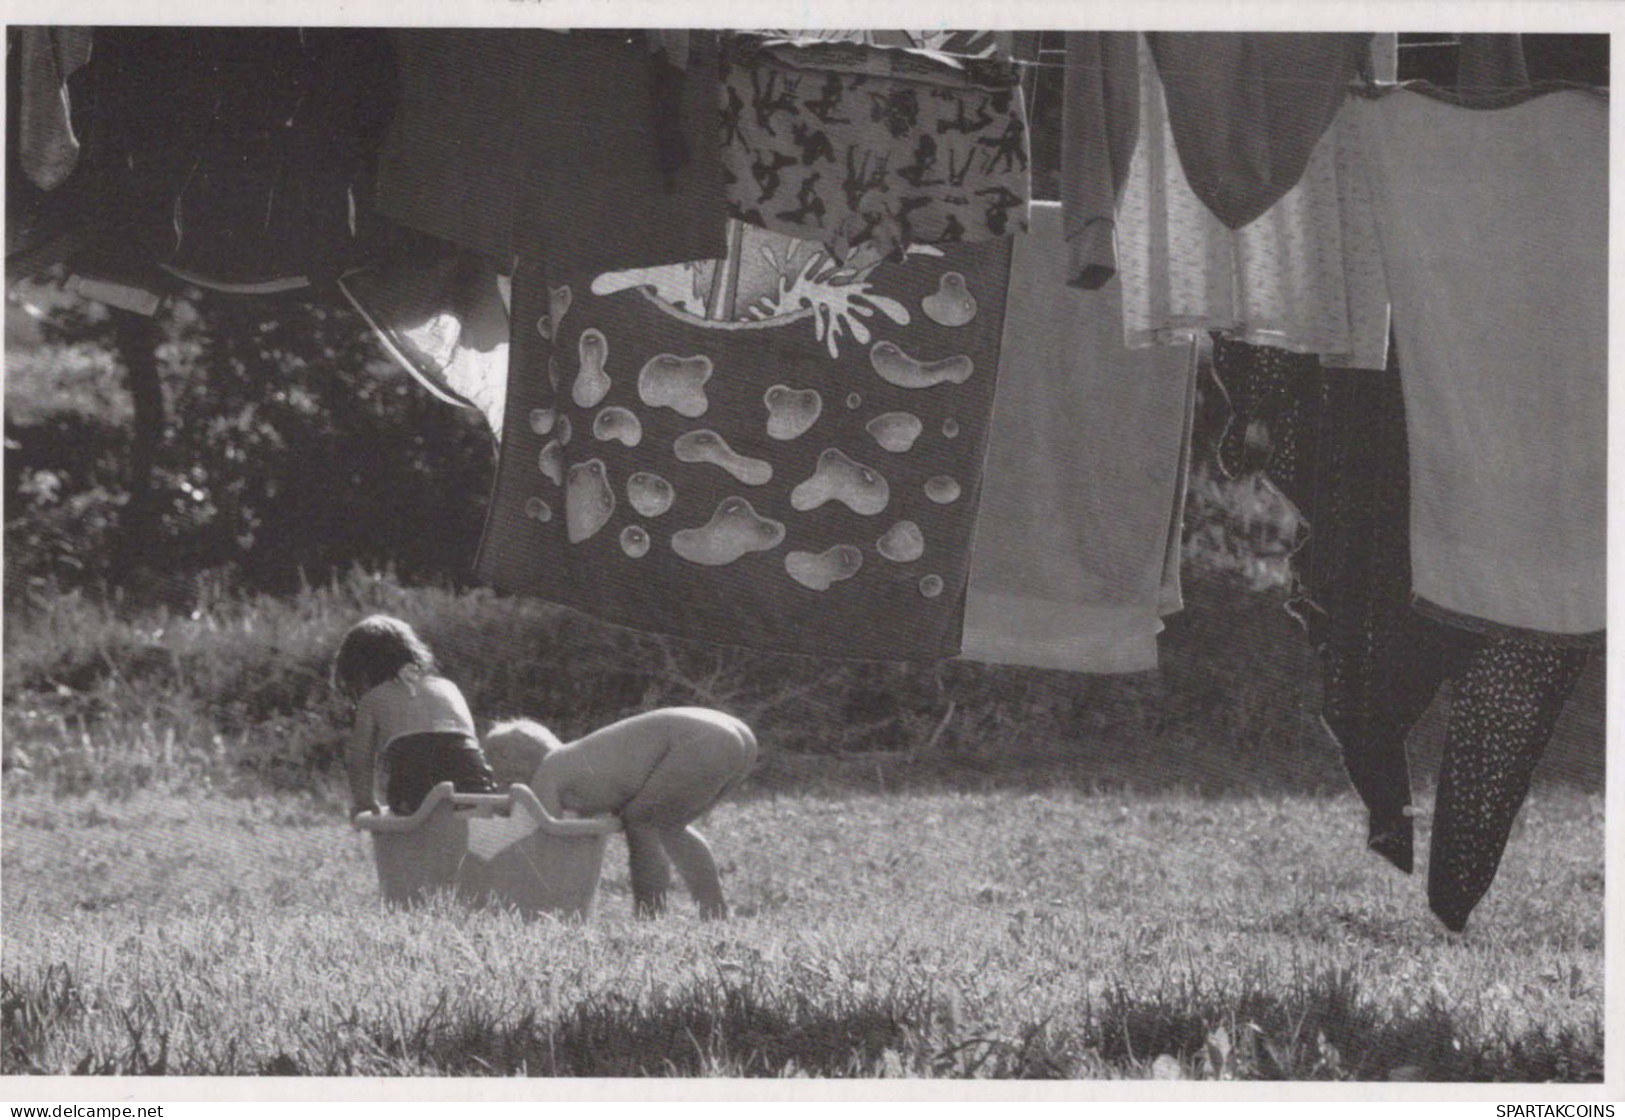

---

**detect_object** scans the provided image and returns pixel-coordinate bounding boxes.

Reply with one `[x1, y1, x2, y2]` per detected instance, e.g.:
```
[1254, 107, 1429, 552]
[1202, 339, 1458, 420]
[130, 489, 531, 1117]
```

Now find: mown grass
[0, 783, 1604, 1079]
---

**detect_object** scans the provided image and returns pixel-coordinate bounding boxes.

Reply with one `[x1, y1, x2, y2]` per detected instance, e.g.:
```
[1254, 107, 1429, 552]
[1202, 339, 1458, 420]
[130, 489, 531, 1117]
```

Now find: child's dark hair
[332, 614, 438, 699]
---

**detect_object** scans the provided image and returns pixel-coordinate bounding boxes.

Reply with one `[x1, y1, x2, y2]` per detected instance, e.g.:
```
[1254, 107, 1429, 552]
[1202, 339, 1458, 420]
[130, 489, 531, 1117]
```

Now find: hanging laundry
[718, 35, 1031, 262]
[1060, 32, 1140, 290]
[340, 233, 510, 437]
[83, 27, 397, 291]
[1348, 85, 1606, 638]
[17, 26, 93, 192]
[1116, 35, 1389, 371]
[5, 27, 95, 267]
[1427, 638, 1590, 931]
[1455, 34, 1528, 90]
[376, 30, 727, 275]
[753, 30, 1015, 57]
[961, 202, 1194, 673]
[1369, 33, 1399, 83]
[1213, 338, 1469, 872]
[476, 227, 1013, 660]
[372, 30, 523, 266]
[1143, 33, 1372, 230]
[1213, 337, 1596, 930]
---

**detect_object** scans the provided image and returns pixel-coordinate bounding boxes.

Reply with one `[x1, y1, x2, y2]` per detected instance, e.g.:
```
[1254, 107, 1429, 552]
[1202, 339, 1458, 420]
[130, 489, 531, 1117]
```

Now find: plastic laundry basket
[353, 782, 621, 918]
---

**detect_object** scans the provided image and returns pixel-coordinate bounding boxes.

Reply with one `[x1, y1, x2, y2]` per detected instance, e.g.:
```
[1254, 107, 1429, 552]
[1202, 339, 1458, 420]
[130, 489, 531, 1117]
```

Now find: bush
[5, 288, 496, 596]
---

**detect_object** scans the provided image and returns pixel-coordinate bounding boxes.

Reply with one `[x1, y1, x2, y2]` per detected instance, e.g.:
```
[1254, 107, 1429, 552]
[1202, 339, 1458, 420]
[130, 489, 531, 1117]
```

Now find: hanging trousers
[1212, 337, 1592, 930]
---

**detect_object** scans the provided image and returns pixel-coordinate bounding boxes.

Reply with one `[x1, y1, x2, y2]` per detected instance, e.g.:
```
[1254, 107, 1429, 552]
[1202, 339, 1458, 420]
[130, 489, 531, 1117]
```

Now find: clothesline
[997, 54, 1604, 93]
[782, 33, 1597, 92]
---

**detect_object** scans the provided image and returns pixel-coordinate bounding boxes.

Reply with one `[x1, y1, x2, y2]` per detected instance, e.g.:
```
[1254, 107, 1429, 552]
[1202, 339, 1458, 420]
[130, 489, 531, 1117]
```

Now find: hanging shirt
[961, 202, 1195, 673]
[1348, 84, 1606, 639]
[1144, 32, 1372, 230]
[1116, 34, 1389, 371]
[475, 227, 1014, 661]
[376, 30, 727, 275]
[717, 35, 1031, 262]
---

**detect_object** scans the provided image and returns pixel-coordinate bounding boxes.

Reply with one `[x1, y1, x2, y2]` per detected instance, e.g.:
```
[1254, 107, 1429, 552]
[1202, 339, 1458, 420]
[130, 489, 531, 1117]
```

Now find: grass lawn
[0, 779, 1603, 1080]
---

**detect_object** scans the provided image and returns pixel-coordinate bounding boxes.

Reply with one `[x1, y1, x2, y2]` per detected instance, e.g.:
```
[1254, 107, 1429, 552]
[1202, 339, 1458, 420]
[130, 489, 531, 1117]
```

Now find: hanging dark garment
[1427, 639, 1589, 931]
[1060, 32, 1140, 289]
[1213, 338, 1466, 873]
[375, 29, 728, 275]
[5, 27, 95, 267]
[1143, 33, 1372, 230]
[17, 26, 94, 191]
[84, 27, 397, 290]
[1212, 338, 1594, 929]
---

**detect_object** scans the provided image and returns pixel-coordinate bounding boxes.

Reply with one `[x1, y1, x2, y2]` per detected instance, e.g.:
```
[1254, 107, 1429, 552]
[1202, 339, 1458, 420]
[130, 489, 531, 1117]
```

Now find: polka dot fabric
[1428, 639, 1589, 931]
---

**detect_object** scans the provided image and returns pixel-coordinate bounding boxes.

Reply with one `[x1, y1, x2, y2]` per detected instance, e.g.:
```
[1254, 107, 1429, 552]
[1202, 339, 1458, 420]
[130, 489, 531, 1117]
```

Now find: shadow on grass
[1092, 969, 1603, 1083]
[4, 961, 1602, 1081]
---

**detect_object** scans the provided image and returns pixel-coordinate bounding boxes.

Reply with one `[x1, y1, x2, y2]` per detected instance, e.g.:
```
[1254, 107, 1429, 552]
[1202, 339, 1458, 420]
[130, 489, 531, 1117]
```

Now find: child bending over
[333, 614, 496, 818]
[483, 708, 757, 919]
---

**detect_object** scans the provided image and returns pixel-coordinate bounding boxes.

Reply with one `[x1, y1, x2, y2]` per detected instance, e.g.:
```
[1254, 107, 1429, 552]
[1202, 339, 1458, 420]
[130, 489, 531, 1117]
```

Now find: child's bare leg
[661, 825, 726, 919]
[624, 825, 673, 918]
[611, 710, 756, 918]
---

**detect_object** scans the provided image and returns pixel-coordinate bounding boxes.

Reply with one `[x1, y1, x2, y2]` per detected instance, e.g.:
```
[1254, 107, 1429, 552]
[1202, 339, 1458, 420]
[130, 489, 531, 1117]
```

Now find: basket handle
[448, 792, 516, 812]
[353, 783, 622, 836]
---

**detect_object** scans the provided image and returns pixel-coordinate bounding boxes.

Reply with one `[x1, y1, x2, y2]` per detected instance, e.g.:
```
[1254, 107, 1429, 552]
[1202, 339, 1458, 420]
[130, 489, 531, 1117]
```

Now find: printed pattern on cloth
[962, 203, 1195, 674]
[719, 35, 1031, 262]
[1427, 639, 1590, 932]
[753, 30, 1013, 57]
[477, 226, 1012, 661]
[1117, 36, 1389, 371]
[1348, 86, 1607, 637]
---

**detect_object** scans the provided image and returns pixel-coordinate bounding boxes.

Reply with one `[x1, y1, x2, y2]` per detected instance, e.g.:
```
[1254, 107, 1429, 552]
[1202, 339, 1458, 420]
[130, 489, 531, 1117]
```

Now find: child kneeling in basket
[333, 615, 497, 818]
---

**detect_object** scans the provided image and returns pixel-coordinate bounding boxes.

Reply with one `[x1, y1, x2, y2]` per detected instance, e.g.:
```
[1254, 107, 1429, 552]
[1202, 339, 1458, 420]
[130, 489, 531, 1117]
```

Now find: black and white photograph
[0, 3, 1616, 1105]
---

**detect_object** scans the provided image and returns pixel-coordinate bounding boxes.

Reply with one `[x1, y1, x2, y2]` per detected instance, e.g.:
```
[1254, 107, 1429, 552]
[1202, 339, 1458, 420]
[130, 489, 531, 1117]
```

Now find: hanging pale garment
[1347, 85, 1606, 639]
[1115, 35, 1389, 371]
[475, 224, 1014, 660]
[339, 239, 511, 438]
[961, 202, 1195, 673]
[717, 35, 1031, 262]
